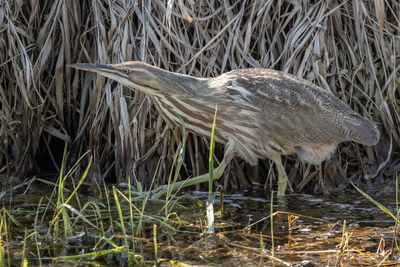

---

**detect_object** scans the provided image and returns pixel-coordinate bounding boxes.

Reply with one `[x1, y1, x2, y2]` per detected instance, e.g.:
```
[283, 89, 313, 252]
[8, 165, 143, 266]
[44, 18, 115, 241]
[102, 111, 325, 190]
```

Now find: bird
[68, 61, 380, 196]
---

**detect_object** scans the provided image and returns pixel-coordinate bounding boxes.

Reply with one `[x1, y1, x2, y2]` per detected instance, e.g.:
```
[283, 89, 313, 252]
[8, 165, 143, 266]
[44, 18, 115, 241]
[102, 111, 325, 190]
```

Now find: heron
[68, 61, 380, 196]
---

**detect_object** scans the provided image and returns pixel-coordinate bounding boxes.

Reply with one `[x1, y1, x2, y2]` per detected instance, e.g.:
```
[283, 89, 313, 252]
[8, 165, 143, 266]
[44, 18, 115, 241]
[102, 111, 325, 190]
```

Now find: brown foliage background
[1, 0, 399, 193]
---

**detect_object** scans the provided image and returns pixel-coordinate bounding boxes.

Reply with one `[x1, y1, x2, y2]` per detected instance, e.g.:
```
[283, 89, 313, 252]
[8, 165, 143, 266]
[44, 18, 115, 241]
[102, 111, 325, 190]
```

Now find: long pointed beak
[67, 63, 130, 84]
[67, 63, 114, 72]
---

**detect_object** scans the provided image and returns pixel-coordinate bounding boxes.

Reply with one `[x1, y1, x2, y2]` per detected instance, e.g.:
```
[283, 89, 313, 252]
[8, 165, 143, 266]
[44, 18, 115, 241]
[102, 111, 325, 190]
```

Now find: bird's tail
[345, 114, 380, 145]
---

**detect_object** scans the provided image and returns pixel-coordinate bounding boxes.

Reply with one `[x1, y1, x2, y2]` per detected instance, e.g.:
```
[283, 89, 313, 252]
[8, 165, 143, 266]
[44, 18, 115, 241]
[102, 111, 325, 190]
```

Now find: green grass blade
[209, 105, 218, 200]
[56, 247, 133, 260]
[351, 181, 398, 222]
[153, 224, 158, 261]
[396, 172, 398, 212]
[270, 192, 274, 256]
[50, 157, 92, 227]
[113, 186, 130, 260]
[167, 113, 187, 200]
[128, 177, 135, 264]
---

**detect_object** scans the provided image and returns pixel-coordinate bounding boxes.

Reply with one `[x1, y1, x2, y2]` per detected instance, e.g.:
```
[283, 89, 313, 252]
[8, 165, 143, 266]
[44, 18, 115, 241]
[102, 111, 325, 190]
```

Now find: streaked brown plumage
[69, 61, 380, 196]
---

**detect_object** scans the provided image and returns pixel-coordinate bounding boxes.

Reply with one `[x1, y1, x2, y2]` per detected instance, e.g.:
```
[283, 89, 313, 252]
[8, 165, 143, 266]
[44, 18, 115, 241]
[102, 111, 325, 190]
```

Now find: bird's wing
[223, 68, 377, 146]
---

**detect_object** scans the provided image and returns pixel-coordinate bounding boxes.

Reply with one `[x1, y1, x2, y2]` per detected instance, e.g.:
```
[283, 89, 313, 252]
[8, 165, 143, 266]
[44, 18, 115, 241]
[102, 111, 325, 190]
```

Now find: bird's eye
[123, 68, 129, 74]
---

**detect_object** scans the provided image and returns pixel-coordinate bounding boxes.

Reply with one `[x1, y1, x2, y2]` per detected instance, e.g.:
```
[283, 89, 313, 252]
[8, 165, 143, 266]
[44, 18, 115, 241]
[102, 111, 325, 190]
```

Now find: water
[1, 183, 399, 266]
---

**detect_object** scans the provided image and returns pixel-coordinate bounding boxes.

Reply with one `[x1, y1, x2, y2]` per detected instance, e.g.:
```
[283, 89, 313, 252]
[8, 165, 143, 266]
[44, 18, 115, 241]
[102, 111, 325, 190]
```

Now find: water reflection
[2, 185, 399, 266]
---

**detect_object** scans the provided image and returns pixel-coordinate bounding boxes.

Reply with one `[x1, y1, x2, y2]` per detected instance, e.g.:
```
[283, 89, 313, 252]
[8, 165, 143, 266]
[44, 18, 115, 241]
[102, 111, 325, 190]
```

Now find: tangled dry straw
[0, 0, 399, 193]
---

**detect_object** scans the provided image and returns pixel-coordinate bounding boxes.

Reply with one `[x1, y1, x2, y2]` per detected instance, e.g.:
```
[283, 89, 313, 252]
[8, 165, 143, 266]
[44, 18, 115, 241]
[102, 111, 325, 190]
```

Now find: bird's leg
[178, 150, 235, 188]
[270, 155, 288, 197]
[151, 149, 236, 198]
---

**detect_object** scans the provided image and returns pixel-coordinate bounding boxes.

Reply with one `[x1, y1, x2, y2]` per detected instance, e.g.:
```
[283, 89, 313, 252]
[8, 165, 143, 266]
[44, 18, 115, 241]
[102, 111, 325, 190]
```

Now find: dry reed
[0, 0, 399, 193]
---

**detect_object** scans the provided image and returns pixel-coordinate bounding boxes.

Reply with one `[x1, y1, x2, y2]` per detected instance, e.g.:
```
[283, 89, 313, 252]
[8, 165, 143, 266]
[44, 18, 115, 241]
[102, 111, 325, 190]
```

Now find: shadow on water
[1, 183, 399, 266]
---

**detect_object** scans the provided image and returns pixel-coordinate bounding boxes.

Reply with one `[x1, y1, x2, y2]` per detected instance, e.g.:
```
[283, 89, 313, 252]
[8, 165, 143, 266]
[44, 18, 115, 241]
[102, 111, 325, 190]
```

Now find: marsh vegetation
[0, 0, 399, 265]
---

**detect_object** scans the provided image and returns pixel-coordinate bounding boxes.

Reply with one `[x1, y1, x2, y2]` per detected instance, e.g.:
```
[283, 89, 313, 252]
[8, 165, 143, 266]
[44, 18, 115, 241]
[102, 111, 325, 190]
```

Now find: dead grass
[0, 0, 399, 193]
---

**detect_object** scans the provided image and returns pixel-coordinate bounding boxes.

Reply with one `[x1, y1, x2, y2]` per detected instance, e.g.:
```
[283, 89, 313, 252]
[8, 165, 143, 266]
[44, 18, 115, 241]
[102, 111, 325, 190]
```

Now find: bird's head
[68, 61, 206, 96]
